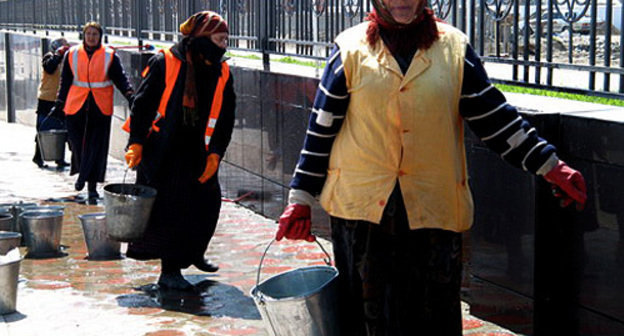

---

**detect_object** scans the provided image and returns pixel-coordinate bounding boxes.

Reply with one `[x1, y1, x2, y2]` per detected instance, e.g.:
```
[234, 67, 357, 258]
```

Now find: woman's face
[210, 32, 228, 50]
[84, 27, 101, 48]
[382, 0, 424, 24]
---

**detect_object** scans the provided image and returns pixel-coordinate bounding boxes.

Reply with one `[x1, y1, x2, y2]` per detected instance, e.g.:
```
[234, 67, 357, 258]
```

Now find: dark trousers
[330, 185, 463, 336]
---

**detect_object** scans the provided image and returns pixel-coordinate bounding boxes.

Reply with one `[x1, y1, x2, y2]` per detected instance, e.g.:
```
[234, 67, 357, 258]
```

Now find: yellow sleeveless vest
[37, 63, 62, 102]
[319, 21, 474, 232]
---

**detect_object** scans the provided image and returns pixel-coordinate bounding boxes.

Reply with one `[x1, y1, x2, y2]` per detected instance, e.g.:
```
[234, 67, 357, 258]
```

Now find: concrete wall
[3, 31, 624, 335]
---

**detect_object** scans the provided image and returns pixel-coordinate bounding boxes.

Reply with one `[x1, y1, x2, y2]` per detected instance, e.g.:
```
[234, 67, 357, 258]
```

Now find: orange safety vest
[123, 48, 230, 151]
[65, 44, 115, 116]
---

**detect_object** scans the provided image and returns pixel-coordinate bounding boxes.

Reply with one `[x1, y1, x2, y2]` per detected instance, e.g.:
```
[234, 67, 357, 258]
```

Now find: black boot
[87, 182, 99, 205]
[158, 259, 194, 290]
[75, 179, 85, 191]
[193, 257, 219, 273]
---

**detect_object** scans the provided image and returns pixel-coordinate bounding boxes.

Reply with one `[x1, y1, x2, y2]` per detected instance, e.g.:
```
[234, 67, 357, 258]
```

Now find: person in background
[33, 37, 70, 170]
[53, 22, 134, 205]
[123, 11, 235, 290]
[275, 0, 587, 335]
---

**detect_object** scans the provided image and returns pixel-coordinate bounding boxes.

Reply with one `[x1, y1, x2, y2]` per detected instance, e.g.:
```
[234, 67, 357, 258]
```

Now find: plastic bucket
[0, 214, 13, 232]
[78, 213, 121, 260]
[37, 129, 67, 161]
[0, 258, 21, 315]
[103, 183, 157, 242]
[0, 232, 22, 255]
[21, 210, 64, 258]
[251, 240, 340, 336]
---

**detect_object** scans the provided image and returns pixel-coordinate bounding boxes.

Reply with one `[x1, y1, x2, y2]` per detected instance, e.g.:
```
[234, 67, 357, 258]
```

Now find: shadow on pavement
[116, 275, 261, 319]
[2, 312, 28, 323]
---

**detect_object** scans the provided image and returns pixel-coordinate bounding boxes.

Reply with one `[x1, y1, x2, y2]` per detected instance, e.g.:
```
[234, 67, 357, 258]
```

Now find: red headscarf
[366, 0, 440, 55]
[180, 11, 228, 37]
[179, 11, 229, 110]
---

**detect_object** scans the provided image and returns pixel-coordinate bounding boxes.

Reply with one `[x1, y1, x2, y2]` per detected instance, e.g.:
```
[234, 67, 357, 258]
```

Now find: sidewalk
[0, 120, 521, 336]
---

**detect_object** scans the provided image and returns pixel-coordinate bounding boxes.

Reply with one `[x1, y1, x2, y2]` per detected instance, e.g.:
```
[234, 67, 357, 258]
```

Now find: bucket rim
[78, 212, 106, 220]
[20, 210, 64, 219]
[0, 231, 22, 239]
[21, 205, 66, 211]
[250, 265, 339, 302]
[38, 129, 68, 134]
[103, 183, 157, 198]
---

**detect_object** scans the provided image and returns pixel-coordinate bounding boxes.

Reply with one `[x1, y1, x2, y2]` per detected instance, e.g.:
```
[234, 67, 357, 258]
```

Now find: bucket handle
[255, 239, 332, 290]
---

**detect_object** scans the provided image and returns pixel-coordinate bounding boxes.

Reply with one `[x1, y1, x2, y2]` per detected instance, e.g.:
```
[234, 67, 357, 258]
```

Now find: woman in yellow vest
[276, 0, 587, 334]
[33, 37, 70, 170]
[123, 11, 235, 290]
[54, 22, 134, 205]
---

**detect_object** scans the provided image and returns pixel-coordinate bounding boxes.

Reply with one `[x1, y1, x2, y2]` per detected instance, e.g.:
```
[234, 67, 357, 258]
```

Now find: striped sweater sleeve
[461, 45, 558, 175]
[289, 45, 350, 196]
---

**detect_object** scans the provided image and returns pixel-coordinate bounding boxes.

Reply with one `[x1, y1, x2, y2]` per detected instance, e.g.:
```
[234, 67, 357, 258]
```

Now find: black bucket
[37, 129, 67, 162]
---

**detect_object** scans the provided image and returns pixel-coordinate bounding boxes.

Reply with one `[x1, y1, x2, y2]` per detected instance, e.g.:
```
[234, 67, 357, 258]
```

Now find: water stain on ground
[117, 276, 261, 320]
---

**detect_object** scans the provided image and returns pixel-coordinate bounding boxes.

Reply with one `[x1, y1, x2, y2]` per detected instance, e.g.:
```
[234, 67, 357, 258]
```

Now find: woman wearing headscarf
[33, 37, 70, 170]
[123, 11, 235, 290]
[276, 0, 587, 334]
[55, 22, 134, 204]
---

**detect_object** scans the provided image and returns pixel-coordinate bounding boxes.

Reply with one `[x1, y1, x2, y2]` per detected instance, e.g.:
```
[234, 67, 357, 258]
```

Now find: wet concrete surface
[0, 120, 522, 335]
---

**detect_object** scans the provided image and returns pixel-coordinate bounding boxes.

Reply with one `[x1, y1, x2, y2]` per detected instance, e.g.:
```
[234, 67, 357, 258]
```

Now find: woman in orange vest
[123, 11, 235, 290]
[54, 22, 134, 205]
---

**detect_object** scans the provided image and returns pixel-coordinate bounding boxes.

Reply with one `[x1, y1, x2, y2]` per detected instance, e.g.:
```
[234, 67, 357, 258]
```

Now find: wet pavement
[0, 120, 522, 335]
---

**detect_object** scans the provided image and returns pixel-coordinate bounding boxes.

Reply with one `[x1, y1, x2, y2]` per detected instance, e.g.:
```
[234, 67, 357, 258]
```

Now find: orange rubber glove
[544, 160, 587, 210]
[276, 204, 316, 242]
[124, 144, 143, 168]
[198, 153, 220, 184]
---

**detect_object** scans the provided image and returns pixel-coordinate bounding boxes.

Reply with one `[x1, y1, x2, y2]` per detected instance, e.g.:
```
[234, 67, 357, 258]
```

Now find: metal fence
[1, 0, 623, 97]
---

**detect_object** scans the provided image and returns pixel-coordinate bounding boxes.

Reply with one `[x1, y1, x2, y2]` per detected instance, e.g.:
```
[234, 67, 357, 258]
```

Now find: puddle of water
[116, 277, 261, 319]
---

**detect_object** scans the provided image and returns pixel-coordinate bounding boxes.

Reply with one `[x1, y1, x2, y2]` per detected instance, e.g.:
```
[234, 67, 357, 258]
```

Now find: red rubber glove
[124, 144, 143, 168]
[198, 153, 220, 184]
[276, 204, 316, 242]
[544, 160, 587, 210]
[56, 45, 69, 56]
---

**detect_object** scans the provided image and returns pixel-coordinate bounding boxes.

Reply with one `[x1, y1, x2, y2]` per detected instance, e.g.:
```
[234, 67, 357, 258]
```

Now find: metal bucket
[20, 210, 64, 258]
[37, 129, 67, 161]
[18, 205, 64, 246]
[0, 232, 22, 255]
[0, 257, 21, 315]
[0, 214, 13, 232]
[78, 213, 121, 260]
[251, 240, 340, 336]
[0, 202, 37, 235]
[103, 183, 157, 242]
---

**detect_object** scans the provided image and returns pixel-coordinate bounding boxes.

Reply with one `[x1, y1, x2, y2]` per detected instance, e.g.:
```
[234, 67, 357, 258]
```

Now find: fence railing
[1, 0, 622, 98]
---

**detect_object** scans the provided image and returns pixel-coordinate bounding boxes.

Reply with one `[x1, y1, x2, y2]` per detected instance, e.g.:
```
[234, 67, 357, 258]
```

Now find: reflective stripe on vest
[65, 44, 115, 116]
[122, 47, 230, 151]
[203, 62, 230, 150]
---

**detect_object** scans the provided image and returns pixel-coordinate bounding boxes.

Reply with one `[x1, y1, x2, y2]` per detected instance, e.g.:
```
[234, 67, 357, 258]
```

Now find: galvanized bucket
[0, 256, 21, 315]
[0, 214, 13, 232]
[78, 213, 121, 260]
[20, 210, 64, 258]
[251, 240, 340, 336]
[0, 232, 22, 255]
[37, 129, 67, 161]
[103, 183, 157, 242]
[18, 205, 64, 246]
[0, 202, 38, 237]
